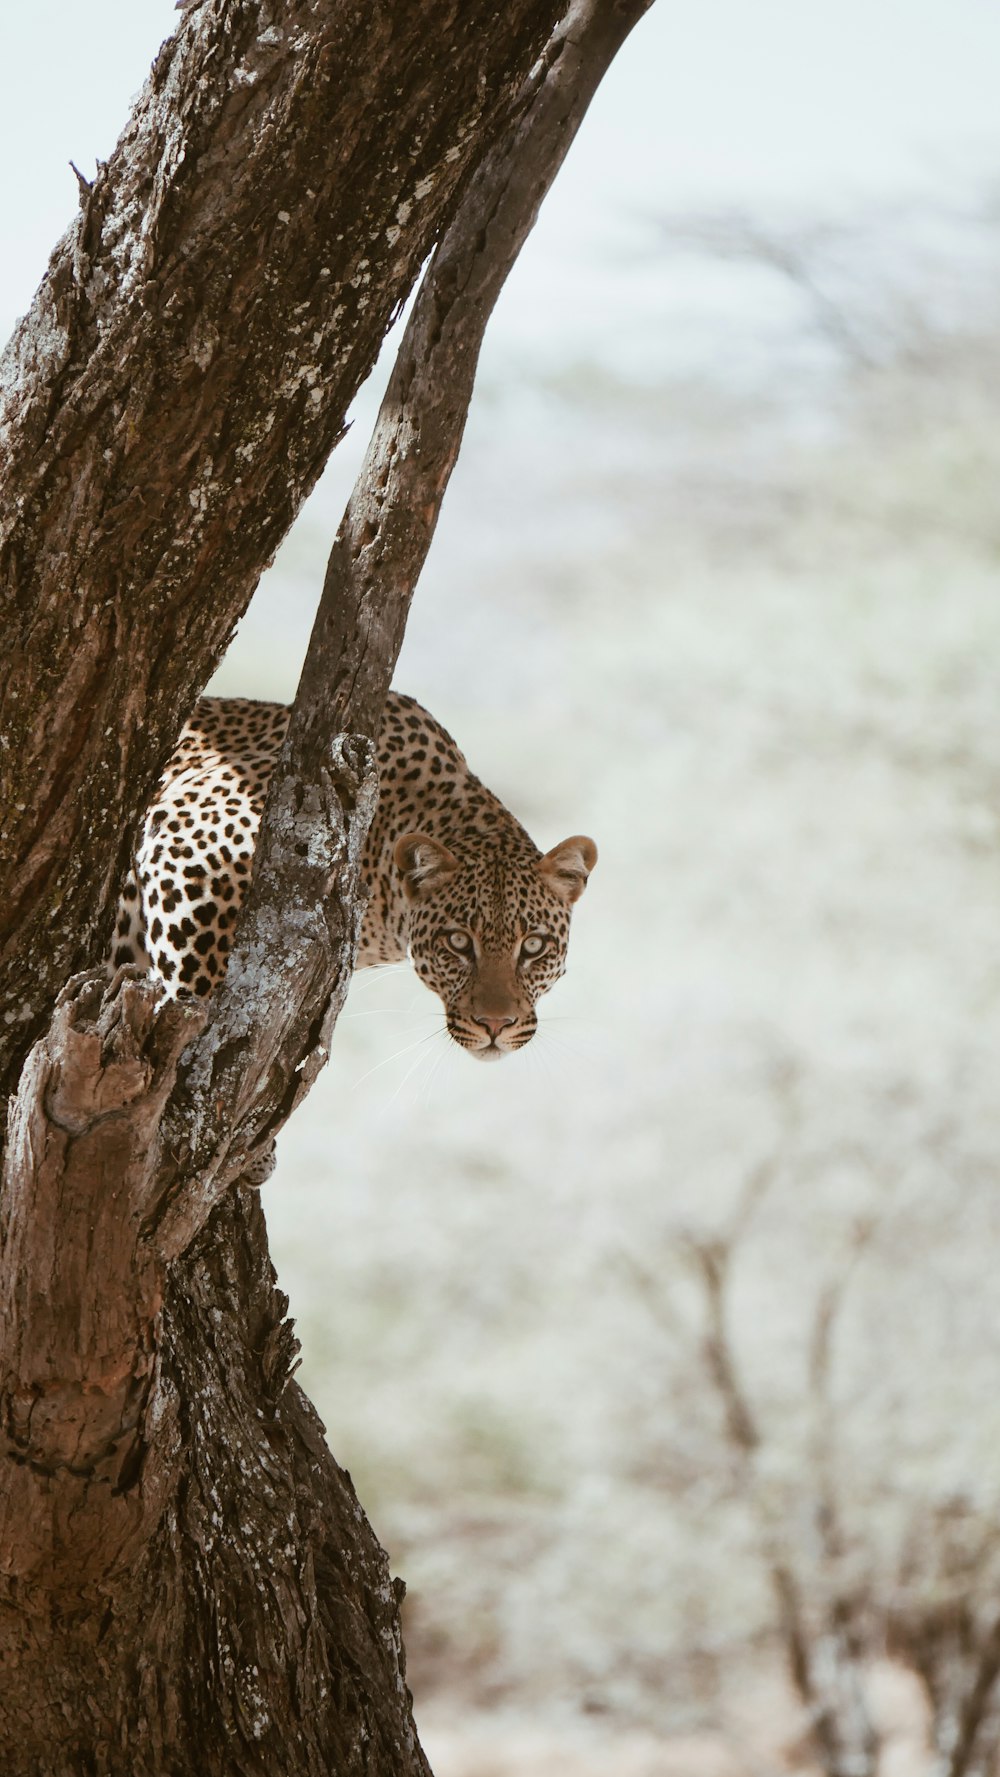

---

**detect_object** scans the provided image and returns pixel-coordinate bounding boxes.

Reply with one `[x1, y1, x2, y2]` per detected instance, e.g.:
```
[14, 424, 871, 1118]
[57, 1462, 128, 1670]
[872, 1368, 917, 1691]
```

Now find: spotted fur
[115, 694, 596, 1060]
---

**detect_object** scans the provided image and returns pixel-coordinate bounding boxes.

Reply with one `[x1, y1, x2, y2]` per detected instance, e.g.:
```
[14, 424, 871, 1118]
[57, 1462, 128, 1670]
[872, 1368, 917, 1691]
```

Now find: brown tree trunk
[2, 977, 419, 1777]
[0, 2, 652, 1772]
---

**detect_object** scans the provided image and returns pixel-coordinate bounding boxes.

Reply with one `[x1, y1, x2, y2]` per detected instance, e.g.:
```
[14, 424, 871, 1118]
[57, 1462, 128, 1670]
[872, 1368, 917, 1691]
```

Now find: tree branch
[151, 0, 655, 1262]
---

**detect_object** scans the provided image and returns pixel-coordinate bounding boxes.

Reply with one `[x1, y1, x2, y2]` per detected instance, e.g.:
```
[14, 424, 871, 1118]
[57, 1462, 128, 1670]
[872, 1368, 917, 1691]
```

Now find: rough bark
[0, 2, 652, 1772]
[1, 971, 421, 1777]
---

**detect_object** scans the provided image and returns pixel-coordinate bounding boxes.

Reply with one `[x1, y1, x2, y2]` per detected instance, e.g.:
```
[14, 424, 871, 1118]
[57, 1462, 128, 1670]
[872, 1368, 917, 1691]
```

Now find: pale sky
[2, 0, 1000, 358]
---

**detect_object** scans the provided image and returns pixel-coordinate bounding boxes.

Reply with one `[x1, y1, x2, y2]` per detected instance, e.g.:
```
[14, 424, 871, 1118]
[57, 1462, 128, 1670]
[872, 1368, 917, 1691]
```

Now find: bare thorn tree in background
[681, 1202, 881, 1777]
[890, 1502, 1000, 1777]
[0, 2, 652, 1770]
[634, 1099, 1000, 1777]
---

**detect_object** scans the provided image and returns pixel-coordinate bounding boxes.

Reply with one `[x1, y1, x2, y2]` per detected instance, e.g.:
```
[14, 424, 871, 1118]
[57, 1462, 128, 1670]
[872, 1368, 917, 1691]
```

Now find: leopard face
[394, 831, 597, 1060]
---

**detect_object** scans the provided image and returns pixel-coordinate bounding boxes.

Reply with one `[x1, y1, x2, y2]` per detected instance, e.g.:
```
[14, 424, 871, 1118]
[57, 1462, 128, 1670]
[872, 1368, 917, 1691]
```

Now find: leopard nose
[473, 1014, 516, 1039]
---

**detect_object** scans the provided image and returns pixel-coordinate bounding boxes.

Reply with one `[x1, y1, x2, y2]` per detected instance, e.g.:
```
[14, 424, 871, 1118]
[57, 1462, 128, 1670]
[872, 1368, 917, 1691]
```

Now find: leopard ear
[393, 831, 460, 902]
[538, 835, 598, 905]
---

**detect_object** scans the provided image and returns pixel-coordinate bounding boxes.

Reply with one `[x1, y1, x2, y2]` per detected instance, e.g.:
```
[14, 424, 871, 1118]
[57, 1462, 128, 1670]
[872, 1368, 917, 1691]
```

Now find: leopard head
[393, 830, 597, 1060]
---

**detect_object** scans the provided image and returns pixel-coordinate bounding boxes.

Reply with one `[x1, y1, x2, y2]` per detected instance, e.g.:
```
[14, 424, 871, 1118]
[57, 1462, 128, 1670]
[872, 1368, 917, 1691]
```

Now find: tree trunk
[0, 2, 652, 1771]
[1, 976, 420, 1777]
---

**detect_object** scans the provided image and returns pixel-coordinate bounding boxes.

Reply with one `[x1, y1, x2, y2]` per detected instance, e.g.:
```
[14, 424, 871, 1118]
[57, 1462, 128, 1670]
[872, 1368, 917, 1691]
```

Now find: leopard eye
[521, 933, 549, 960]
[445, 929, 473, 954]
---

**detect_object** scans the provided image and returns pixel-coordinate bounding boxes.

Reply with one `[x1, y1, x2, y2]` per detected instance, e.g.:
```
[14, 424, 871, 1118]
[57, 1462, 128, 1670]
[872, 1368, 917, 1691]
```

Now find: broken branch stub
[0, 970, 200, 1588]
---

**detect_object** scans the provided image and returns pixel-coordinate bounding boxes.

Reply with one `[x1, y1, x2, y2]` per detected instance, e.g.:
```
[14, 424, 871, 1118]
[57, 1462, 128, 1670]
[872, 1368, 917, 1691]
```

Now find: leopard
[114, 693, 597, 1061]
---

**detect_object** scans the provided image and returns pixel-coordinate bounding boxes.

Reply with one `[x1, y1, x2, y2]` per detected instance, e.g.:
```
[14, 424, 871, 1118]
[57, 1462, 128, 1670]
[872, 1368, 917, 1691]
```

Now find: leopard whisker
[352, 1027, 442, 1088]
[342, 1008, 440, 1019]
[384, 1030, 448, 1110]
[419, 1043, 450, 1107]
[533, 1025, 598, 1069]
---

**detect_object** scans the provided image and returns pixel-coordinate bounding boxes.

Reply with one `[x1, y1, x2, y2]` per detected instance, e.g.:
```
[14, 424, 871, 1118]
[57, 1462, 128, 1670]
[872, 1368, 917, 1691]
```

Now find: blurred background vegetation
[212, 196, 1000, 1774]
[6, 2, 1000, 1769]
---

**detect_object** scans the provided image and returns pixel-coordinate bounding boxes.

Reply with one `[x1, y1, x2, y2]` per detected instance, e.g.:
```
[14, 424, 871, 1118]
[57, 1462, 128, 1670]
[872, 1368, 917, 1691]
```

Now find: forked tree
[0, 2, 651, 1771]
